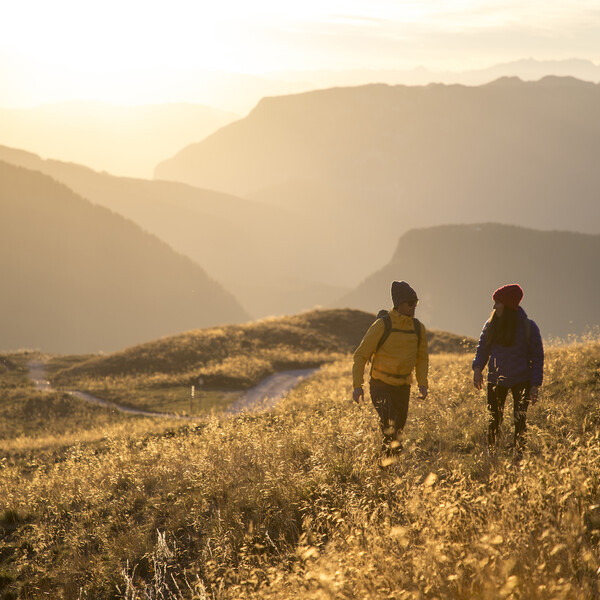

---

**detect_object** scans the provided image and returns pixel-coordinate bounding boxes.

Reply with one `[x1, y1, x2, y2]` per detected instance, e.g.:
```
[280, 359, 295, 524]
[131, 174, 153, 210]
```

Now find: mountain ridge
[154, 77, 600, 240]
[0, 161, 250, 353]
[153, 77, 600, 300]
[0, 144, 351, 318]
[338, 223, 600, 339]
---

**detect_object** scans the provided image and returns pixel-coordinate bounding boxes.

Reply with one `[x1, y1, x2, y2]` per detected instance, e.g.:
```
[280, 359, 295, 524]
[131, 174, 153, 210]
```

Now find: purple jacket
[472, 307, 544, 388]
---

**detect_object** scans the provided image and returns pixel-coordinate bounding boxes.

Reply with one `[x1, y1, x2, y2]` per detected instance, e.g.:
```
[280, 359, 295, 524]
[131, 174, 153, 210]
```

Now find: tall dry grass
[0, 339, 598, 599]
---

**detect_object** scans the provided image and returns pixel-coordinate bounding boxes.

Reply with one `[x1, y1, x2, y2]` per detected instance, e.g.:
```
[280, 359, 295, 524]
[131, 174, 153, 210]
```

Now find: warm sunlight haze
[2, 0, 600, 106]
[2, 2, 600, 596]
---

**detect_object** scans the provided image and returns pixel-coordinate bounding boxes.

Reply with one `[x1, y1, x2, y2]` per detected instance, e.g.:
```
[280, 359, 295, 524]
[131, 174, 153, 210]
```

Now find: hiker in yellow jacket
[352, 281, 429, 459]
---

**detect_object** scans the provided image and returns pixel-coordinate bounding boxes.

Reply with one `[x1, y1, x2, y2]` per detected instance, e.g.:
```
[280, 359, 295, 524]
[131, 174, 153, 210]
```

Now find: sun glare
[2, 0, 474, 76]
[2, 0, 598, 105]
[6, 3, 229, 70]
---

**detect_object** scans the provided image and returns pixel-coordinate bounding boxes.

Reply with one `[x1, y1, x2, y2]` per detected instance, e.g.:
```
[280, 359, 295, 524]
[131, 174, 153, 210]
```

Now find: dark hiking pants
[370, 378, 410, 454]
[487, 381, 530, 455]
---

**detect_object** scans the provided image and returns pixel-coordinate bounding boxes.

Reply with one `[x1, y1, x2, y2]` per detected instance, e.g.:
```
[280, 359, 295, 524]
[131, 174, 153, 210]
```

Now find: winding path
[27, 360, 317, 419]
[224, 368, 317, 415]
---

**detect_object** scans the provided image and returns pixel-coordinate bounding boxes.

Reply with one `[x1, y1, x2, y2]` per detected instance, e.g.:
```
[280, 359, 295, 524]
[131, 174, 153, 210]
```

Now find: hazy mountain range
[2, 75, 599, 351]
[341, 223, 600, 340]
[275, 58, 600, 92]
[4, 57, 598, 116]
[0, 161, 249, 353]
[156, 77, 600, 285]
[0, 102, 237, 178]
[2, 59, 599, 179]
[156, 76, 600, 231]
[0, 145, 350, 319]
[3, 146, 595, 345]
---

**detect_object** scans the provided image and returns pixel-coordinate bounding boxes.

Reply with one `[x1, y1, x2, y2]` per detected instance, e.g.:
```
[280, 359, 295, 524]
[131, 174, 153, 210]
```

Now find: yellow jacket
[352, 309, 429, 389]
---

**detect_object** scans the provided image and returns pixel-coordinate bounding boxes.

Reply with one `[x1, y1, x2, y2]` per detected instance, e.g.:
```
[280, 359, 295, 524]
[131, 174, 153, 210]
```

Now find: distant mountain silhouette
[280, 58, 600, 90]
[0, 102, 237, 178]
[338, 223, 600, 339]
[0, 145, 349, 319]
[155, 77, 600, 281]
[0, 161, 249, 353]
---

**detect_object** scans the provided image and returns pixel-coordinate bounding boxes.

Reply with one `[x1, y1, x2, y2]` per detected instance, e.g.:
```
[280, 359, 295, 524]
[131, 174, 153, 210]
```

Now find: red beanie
[492, 284, 523, 310]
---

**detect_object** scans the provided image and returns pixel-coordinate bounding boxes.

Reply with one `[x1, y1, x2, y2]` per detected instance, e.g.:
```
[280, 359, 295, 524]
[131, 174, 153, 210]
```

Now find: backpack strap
[413, 317, 422, 346]
[375, 311, 421, 352]
[375, 310, 392, 352]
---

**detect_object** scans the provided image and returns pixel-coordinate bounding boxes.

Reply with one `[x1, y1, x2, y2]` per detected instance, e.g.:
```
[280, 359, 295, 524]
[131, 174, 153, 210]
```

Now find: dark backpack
[375, 309, 422, 352]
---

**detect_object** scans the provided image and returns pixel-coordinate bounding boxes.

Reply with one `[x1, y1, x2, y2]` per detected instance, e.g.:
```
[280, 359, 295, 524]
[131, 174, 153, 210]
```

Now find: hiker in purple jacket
[472, 284, 544, 459]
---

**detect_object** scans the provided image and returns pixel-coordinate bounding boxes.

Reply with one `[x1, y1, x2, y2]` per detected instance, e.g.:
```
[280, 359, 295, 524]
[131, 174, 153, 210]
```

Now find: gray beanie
[391, 280, 418, 307]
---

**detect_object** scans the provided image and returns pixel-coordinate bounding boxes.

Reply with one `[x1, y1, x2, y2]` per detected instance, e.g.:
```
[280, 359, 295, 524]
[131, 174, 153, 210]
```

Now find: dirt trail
[225, 368, 317, 415]
[28, 359, 53, 391]
[27, 360, 317, 419]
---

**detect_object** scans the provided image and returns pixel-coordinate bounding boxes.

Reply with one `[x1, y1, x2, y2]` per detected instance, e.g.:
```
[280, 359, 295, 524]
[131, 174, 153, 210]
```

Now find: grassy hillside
[0, 352, 177, 459]
[340, 223, 600, 339]
[0, 161, 249, 354]
[1, 308, 472, 450]
[1, 332, 598, 598]
[49, 309, 474, 411]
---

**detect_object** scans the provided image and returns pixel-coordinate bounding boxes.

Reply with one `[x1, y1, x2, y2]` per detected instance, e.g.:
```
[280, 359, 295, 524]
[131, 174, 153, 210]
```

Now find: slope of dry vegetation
[0, 333, 598, 599]
[48, 309, 474, 413]
[0, 352, 182, 463]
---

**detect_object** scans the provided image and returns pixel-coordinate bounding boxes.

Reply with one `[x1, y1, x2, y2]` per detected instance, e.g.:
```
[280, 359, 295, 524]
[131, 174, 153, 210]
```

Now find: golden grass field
[0, 311, 598, 599]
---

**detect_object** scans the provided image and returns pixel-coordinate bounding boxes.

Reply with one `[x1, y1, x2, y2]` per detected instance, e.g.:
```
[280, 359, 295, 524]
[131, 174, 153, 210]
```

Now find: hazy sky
[2, 0, 599, 106]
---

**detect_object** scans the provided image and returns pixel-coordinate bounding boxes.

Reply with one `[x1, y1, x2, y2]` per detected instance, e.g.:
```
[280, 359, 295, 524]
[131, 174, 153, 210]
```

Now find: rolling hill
[0, 161, 249, 353]
[155, 77, 600, 281]
[53, 308, 474, 390]
[339, 223, 600, 339]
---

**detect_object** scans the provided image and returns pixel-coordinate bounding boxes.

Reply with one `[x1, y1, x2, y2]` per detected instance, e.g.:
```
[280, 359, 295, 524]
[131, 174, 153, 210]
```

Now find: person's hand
[473, 367, 484, 390]
[418, 386, 428, 400]
[530, 385, 539, 405]
[353, 387, 365, 404]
